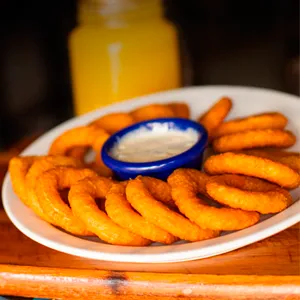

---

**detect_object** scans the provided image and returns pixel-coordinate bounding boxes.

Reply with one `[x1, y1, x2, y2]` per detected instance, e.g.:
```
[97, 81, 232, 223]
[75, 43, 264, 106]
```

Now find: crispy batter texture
[9, 156, 39, 206]
[49, 125, 112, 177]
[240, 149, 300, 173]
[167, 102, 190, 119]
[69, 177, 150, 246]
[206, 174, 292, 214]
[198, 97, 232, 139]
[213, 129, 296, 153]
[36, 166, 98, 236]
[204, 152, 300, 189]
[213, 112, 288, 138]
[106, 182, 177, 244]
[126, 177, 219, 241]
[90, 112, 136, 134]
[168, 169, 260, 231]
[25, 156, 82, 222]
[140, 176, 177, 209]
[130, 104, 175, 122]
[168, 168, 211, 198]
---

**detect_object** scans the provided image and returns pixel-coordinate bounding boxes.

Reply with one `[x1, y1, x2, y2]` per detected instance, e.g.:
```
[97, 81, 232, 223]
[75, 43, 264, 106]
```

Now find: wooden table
[0, 139, 299, 299]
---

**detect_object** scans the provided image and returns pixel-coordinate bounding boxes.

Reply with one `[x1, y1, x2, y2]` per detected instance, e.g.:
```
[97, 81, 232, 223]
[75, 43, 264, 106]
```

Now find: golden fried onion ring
[126, 176, 219, 241]
[106, 182, 177, 244]
[9, 156, 38, 207]
[204, 152, 300, 189]
[168, 169, 260, 231]
[25, 156, 82, 222]
[198, 97, 232, 139]
[213, 129, 296, 153]
[36, 166, 98, 235]
[213, 112, 288, 138]
[90, 112, 136, 134]
[69, 177, 150, 246]
[130, 104, 175, 122]
[49, 125, 112, 177]
[206, 174, 292, 214]
[240, 149, 300, 173]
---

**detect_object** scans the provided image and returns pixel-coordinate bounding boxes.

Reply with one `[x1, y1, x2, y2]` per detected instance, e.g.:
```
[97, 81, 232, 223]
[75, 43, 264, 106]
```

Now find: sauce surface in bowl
[110, 125, 199, 163]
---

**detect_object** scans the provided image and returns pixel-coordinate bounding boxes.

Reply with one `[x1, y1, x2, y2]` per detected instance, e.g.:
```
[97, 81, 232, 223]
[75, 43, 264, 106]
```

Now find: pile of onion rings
[7, 98, 299, 246]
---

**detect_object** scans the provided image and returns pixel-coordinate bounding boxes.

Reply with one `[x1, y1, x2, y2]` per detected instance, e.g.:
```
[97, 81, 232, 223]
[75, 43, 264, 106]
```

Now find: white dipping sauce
[110, 124, 199, 163]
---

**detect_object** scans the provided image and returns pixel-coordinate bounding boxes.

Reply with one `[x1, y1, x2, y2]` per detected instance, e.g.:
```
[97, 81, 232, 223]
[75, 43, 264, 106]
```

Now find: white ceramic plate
[3, 86, 300, 263]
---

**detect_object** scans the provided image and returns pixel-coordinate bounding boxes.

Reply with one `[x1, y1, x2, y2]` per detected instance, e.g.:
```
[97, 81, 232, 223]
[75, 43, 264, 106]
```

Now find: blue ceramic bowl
[101, 118, 208, 180]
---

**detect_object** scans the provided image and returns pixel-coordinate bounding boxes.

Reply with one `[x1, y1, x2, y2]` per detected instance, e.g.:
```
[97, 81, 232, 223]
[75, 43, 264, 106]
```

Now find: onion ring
[168, 169, 260, 231]
[126, 176, 219, 241]
[25, 156, 83, 222]
[240, 149, 300, 173]
[204, 152, 300, 189]
[66, 112, 135, 161]
[90, 112, 136, 134]
[206, 174, 292, 214]
[213, 112, 288, 138]
[69, 177, 150, 246]
[9, 156, 38, 206]
[36, 166, 98, 235]
[130, 104, 175, 122]
[198, 97, 232, 139]
[106, 182, 177, 244]
[140, 176, 177, 210]
[213, 129, 296, 153]
[49, 125, 112, 177]
[67, 113, 135, 161]
[167, 102, 190, 119]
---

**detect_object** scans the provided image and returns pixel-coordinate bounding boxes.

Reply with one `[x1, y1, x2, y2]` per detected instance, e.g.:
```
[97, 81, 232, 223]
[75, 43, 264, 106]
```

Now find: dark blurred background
[0, 0, 299, 150]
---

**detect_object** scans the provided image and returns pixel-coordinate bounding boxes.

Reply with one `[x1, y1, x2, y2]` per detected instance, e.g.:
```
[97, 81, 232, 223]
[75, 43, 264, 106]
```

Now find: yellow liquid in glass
[69, 2, 181, 115]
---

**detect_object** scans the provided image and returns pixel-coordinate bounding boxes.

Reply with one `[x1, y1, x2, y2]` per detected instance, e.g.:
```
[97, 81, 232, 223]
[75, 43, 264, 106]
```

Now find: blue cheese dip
[110, 124, 199, 163]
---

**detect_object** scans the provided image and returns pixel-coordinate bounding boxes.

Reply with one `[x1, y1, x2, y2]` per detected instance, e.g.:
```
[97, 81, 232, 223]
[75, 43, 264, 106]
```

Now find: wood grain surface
[1, 264, 300, 300]
[0, 137, 299, 299]
[0, 210, 299, 299]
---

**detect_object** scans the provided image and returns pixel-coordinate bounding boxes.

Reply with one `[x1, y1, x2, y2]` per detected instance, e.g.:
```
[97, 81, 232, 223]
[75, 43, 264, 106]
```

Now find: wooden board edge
[0, 264, 299, 299]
